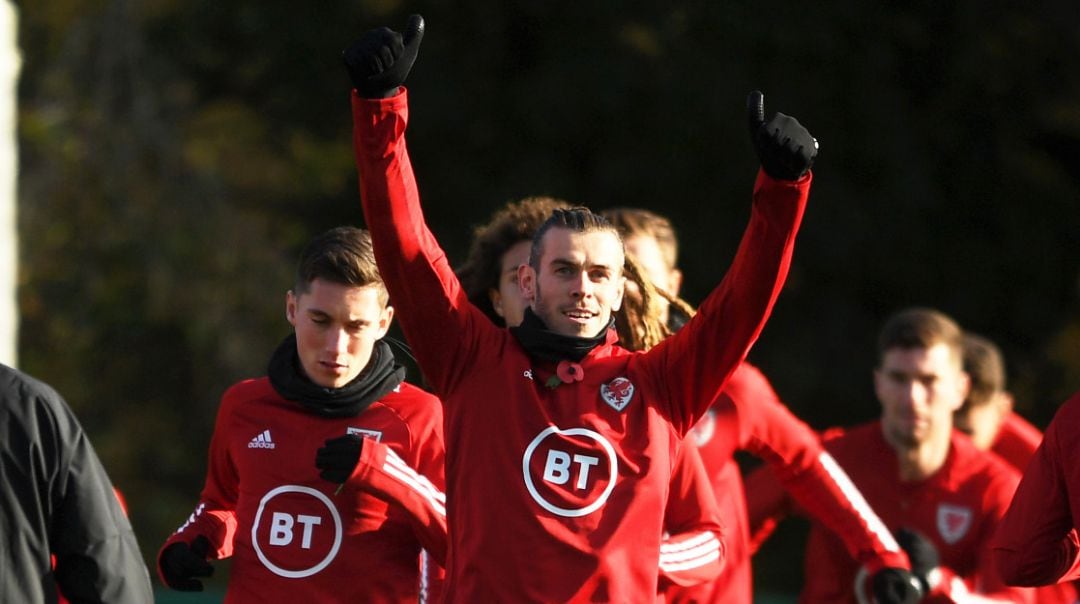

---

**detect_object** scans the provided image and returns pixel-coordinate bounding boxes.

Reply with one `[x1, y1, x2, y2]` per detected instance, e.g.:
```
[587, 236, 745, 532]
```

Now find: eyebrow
[549, 258, 616, 272]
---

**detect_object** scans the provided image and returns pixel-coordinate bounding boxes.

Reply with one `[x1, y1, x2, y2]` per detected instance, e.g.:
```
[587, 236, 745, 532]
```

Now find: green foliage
[14, 0, 1080, 594]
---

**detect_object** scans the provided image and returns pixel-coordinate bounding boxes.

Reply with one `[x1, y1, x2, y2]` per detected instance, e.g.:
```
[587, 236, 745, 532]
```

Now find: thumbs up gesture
[746, 90, 818, 181]
[343, 14, 426, 98]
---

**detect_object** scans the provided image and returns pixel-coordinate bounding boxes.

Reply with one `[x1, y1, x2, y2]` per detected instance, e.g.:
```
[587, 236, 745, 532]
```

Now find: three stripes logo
[248, 429, 276, 449]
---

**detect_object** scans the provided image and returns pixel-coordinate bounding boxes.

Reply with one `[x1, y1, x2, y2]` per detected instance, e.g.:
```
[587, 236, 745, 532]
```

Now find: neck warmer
[510, 307, 614, 363]
[267, 334, 405, 418]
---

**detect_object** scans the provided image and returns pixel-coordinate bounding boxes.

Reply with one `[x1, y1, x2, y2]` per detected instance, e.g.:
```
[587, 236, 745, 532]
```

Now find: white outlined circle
[522, 426, 618, 518]
[251, 485, 343, 578]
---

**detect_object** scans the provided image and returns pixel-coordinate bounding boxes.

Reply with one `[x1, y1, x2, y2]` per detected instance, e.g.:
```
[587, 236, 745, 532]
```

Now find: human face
[488, 240, 532, 327]
[954, 392, 1012, 450]
[518, 228, 626, 338]
[286, 279, 393, 389]
[875, 343, 970, 451]
[624, 234, 683, 321]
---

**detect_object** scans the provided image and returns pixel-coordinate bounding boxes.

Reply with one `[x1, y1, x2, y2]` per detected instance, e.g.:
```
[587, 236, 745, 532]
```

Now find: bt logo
[251, 485, 342, 578]
[522, 426, 618, 518]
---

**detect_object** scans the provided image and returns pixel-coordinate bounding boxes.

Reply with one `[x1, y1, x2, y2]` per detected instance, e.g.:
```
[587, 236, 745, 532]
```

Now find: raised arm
[642, 93, 813, 433]
[347, 16, 489, 396]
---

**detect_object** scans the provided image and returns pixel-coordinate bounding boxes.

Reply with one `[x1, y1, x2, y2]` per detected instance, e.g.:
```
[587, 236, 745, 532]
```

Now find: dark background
[15, 1, 1080, 598]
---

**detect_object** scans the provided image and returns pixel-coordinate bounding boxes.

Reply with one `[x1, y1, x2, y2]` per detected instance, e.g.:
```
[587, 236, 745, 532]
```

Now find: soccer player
[158, 227, 446, 602]
[747, 308, 1034, 603]
[458, 196, 727, 589]
[347, 14, 816, 601]
[0, 363, 153, 603]
[994, 391, 1080, 588]
[954, 332, 1043, 469]
[603, 207, 918, 604]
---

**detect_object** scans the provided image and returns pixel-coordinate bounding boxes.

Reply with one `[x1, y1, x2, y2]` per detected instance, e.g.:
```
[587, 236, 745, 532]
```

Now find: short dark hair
[529, 207, 622, 271]
[961, 332, 1006, 409]
[294, 226, 387, 305]
[876, 307, 964, 367]
[457, 197, 572, 323]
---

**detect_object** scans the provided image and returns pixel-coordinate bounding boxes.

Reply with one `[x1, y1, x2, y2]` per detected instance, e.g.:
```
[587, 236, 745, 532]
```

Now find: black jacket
[0, 363, 152, 603]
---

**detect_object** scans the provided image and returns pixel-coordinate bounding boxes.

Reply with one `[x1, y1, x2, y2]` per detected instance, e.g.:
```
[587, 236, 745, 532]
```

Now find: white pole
[0, 1, 20, 367]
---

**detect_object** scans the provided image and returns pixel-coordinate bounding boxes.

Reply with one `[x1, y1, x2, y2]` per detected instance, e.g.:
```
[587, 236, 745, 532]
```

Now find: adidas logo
[248, 429, 276, 449]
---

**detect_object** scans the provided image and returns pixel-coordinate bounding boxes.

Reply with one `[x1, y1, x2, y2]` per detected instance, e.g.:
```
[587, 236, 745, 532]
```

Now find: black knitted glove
[159, 535, 214, 591]
[869, 567, 924, 604]
[343, 14, 425, 98]
[316, 434, 365, 484]
[896, 527, 940, 595]
[746, 90, 818, 180]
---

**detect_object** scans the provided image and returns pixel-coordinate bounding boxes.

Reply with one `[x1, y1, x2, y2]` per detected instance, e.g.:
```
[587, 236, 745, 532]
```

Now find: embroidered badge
[600, 377, 635, 412]
[936, 503, 973, 544]
[347, 427, 383, 442]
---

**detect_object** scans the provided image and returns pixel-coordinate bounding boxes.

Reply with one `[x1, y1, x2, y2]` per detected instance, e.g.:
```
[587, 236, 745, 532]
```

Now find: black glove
[869, 567, 924, 604]
[746, 90, 818, 180]
[896, 527, 940, 595]
[159, 535, 214, 591]
[343, 14, 425, 98]
[316, 434, 364, 484]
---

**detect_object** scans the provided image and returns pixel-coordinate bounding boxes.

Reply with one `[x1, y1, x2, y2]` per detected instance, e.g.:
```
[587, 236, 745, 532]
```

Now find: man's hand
[746, 90, 818, 181]
[896, 527, 941, 595]
[869, 567, 924, 604]
[159, 535, 214, 591]
[316, 434, 365, 485]
[343, 14, 425, 98]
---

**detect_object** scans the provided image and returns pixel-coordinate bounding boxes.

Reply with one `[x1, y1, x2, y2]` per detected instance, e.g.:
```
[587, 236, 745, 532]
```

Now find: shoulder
[0, 364, 65, 409]
[221, 377, 273, 405]
[952, 433, 1020, 495]
[724, 362, 779, 404]
[821, 422, 881, 458]
[372, 381, 443, 424]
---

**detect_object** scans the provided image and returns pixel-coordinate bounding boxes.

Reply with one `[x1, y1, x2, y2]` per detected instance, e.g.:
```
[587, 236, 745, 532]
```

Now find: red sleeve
[659, 443, 726, 588]
[157, 393, 240, 583]
[994, 394, 1080, 587]
[350, 439, 448, 566]
[636, 172, 810, 435]
[352, 90, 493, 399]
[730, 369, 909, 573]
[991, 412, 1043, 472]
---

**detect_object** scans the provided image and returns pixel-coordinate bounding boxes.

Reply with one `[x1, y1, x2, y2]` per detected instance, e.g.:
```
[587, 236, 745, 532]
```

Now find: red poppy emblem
[557, 361, 584, 383]
[600, 377, 635, 412]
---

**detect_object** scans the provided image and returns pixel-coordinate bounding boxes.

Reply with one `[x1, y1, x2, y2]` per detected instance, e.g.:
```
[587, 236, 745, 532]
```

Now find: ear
[489, 288, 505, 318]
[872, 369, 886, 404]
[952, 370, 972, 412]
[376, 305, 394, 339]
[286, 290, 298, 326]
[518, 264, 537, 299]
[610, 274, 627, 312]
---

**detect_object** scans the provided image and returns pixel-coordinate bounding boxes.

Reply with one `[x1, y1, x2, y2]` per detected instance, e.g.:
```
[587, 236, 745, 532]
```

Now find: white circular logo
[522, 426, 618, 518]
[251, 485, 343, 578]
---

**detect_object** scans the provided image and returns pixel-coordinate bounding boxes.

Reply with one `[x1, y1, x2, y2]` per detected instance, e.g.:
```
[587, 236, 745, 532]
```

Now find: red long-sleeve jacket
[352, 88, 809, 602]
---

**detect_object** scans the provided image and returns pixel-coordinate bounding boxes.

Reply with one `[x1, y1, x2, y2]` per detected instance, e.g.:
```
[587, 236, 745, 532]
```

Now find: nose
[569, 271, 594, 299]
[325, 327, 350, 354]
[897, 379, 927, 411]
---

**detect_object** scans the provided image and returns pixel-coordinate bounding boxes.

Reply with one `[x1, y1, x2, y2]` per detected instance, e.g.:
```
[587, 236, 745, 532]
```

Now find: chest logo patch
[937, 503, 973, 544]
[346, 427, 382, 442]
[251, 485, 343, 578]
[600, 377, 635, 412]
[522, 426, 618, 518]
